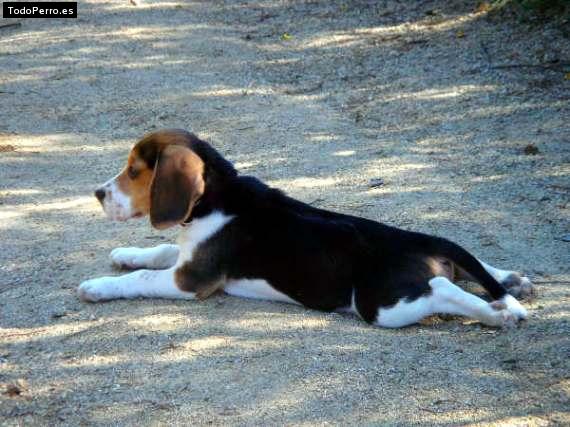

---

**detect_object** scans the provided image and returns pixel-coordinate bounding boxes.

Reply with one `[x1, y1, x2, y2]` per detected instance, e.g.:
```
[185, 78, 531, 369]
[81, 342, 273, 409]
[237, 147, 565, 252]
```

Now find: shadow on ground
[1, 0, 569, 425]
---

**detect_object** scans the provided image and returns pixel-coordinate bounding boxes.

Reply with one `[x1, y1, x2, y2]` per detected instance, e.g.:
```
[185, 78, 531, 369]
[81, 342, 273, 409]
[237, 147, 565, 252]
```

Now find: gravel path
[1, 1, 569, 425]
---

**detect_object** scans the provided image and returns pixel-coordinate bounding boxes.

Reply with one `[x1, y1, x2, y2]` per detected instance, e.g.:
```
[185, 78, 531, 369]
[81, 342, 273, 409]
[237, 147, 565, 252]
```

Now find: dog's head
[94, 129, 236, 229]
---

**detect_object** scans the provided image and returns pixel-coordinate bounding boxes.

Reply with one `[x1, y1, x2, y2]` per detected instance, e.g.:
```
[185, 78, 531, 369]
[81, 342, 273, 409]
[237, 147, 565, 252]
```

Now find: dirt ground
[1, 0, 569, 425]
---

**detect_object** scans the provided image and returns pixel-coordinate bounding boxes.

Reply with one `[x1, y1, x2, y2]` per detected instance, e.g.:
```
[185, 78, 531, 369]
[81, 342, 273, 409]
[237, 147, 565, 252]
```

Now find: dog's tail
[413, 233, 507, 300]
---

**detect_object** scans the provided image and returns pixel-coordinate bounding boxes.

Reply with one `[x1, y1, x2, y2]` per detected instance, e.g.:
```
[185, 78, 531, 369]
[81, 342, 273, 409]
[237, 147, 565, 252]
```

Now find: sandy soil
[1, 0, 569, 425]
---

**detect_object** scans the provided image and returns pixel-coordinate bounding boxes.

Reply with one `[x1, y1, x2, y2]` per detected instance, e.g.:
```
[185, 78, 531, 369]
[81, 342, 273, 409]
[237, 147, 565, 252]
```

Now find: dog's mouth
[102, 204, 144, 222]
[113, 211, 144, 222]
[120, 211, 145, 221]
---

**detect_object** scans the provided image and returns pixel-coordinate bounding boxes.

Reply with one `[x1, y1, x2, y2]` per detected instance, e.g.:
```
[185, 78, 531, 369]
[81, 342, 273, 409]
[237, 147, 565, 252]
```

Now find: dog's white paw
[486, 296, 528, 328]
[496, 308, 518, 329]
[500, 294, 528, 320]
[110, 247, 148, 269]
[78, 277, 120, 302]
[502, 273, 535, 299]
[485, 301, 518, 328]
[110, 246, 178, 270]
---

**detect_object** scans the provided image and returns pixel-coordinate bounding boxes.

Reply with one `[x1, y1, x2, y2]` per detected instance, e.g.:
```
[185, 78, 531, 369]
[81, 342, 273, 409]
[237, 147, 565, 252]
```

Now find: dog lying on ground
[78, 129, 534, 328]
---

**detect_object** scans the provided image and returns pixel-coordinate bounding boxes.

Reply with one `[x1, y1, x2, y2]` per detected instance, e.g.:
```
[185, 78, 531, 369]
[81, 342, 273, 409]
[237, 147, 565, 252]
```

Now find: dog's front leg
[78, 268, 195, 302]
[109, 244, 179, 270]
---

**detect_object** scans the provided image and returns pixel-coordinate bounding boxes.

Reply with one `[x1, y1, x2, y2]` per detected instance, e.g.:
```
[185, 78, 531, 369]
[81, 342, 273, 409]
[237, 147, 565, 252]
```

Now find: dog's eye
[127, 166, 138, 179]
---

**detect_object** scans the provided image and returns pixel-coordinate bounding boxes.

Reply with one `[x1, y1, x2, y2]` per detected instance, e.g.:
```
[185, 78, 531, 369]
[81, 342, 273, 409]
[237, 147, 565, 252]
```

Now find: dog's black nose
[94, 188, 106, 203]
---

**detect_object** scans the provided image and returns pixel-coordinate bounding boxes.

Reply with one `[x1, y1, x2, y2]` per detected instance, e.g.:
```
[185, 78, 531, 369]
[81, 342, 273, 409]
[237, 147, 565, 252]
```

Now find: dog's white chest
[176, 211, 234, 265]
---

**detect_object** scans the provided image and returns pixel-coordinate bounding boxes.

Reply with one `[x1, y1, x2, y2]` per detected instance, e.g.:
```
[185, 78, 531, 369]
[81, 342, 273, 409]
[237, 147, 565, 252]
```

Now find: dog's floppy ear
[150, 145, 205, 229]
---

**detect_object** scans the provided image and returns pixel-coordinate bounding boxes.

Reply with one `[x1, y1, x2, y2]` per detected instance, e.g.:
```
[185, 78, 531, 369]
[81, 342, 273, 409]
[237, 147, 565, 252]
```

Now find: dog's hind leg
[110, 244, 179, 270]
[374, 276, 525, 328]
[456, 259, 535, 299]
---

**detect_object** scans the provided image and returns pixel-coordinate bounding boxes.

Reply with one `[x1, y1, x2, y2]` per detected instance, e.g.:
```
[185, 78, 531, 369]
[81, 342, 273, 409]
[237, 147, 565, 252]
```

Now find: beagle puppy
[79, 129, 534, 328]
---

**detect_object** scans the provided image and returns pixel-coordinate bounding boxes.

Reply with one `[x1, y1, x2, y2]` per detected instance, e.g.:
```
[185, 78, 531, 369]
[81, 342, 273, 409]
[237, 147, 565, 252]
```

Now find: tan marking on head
[136, 128, 197, 152]
[114, 149, 155, 217]
[105, 129, 205, 223]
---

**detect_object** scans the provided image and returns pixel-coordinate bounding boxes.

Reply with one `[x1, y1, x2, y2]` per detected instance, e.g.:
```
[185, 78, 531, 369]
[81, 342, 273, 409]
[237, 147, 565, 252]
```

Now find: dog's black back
[179, 151, 508, 322]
